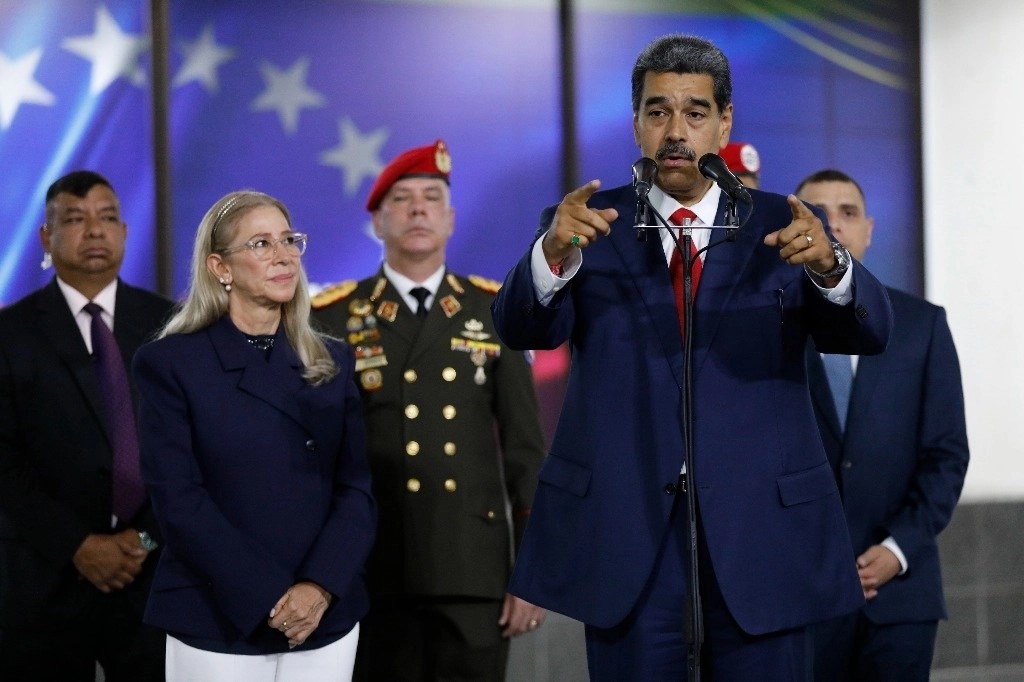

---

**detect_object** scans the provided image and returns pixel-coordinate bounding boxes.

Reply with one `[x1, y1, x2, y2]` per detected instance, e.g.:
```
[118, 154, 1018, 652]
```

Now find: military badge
[354, 345, 387, 371]
[377, 300, 399, 322]
[439, 295, 461, 318]
[349, 298, 372, 316]
[461, 318, 491, 341]
[360, 369, 383, 391]
[446, 273, 465, 294]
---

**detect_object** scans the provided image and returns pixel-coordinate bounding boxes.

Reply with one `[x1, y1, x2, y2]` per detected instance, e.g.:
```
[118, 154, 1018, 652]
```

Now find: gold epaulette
[311, 280, 358, 309]
[467, 274, 502, 294]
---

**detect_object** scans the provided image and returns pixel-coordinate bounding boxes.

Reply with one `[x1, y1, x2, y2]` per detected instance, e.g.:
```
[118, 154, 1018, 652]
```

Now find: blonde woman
[132, 191, 375, 681]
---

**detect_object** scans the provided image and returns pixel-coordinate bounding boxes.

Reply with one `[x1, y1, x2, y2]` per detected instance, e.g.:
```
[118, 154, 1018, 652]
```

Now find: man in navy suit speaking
[491, 34, 894, 680]
[798, 169, 969, 681]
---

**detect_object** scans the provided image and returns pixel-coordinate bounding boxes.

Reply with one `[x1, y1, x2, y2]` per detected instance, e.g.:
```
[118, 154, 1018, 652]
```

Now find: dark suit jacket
[807, 287, 968, 624]
[0, 278, 173, 631]
[132, 315, 376, 654]
[312, 270, 545, 602]
[492, 184, 894, 636]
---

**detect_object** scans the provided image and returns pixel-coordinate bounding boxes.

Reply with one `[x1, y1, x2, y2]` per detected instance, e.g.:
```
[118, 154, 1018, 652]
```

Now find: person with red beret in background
[720, 140, 761, 189]
[311, 140, 547, 681]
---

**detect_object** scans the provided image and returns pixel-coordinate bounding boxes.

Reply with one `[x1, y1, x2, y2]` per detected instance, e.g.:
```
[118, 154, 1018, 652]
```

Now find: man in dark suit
[797, 169, 969, 681]
[490, 35, 893, 680]
[312, 140, 547, 681]
[0, 170, 174, 680]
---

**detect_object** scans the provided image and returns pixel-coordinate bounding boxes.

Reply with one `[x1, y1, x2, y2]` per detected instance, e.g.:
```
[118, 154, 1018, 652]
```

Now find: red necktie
[668, 208, 702, 336]
[84, 302, 145, 521]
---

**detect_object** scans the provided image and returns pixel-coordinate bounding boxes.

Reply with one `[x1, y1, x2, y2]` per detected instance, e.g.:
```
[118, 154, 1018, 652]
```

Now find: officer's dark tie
[410, 287, 430, 318]
[84, 302, 144, 521]
[668, 207, 702, 336]
[822, 353, 854, 432]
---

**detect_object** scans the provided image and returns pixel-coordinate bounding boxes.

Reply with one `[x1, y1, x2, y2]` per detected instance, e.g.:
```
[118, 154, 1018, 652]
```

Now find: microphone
[698, 153, 753, 205]
[632, 157, 658, 198]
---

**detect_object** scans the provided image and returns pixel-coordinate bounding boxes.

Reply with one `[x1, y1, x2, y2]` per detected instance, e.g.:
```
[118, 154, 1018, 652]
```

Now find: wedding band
[805, 234, 813, 245]
[282, 621, 288, 629]
[570, 233, 581, 247]
[529, 619, 539, 629]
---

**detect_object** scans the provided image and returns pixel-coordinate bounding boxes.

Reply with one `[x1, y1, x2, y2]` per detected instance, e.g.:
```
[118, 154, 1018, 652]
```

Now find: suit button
[305, 439, 316, 451]
[444, 442, 457, 456]
[407, 478, 421, 492]
[405, 404, 419, 419]
[487, 510, 497, 520]
[442, 405, 456, 420]
[404, 369, 417, 383]
[664, 482, 677, 495]
[442, 367, 457, 382]
[842, 460, 853, 469]
[406, 441, 420, 456]
[444, 479, 457, 492]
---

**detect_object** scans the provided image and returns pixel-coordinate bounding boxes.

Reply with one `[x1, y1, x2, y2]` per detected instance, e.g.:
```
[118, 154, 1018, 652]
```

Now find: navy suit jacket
[807, 287, 968, 624]
[492, 184, 893, 636]
[132, 316, 376, 654]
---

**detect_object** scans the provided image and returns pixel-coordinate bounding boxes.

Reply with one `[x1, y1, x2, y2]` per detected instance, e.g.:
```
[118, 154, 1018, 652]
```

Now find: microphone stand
[633, 193, 747, 681]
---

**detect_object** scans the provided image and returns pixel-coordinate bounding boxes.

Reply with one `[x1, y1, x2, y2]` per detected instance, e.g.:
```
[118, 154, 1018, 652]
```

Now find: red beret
[719, 141, 761, 175]
[365, 139, 452, 211]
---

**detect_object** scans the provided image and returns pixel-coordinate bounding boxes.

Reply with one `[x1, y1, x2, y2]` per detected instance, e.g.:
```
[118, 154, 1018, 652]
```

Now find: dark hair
[631, 34, 733, 113]
[45, 170, 114, 203]
[795, 169, 866, 203]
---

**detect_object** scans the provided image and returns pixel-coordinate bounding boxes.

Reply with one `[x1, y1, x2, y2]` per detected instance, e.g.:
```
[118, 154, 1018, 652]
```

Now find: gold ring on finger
[805, 234, 813, 245]
[570, 233, 581, 247]
[529, 619, 539, 629]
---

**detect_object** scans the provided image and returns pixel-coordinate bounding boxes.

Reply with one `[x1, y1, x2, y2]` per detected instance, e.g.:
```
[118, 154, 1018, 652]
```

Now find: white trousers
[166, 623, 359, 682]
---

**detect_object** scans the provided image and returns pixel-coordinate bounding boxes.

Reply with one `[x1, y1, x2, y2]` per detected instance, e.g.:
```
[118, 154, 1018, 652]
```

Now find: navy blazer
[133, 315, 376, 654]
[807, 287, 968, 624]
[492, 184, 893, 636]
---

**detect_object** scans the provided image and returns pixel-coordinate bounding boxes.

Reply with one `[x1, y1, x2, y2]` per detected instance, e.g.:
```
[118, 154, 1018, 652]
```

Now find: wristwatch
[138, 531, 159, 552]
[808, 241, 852, 280]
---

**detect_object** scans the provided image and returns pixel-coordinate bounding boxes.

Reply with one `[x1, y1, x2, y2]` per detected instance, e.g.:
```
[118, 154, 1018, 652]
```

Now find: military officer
[312, 140, 546, 682]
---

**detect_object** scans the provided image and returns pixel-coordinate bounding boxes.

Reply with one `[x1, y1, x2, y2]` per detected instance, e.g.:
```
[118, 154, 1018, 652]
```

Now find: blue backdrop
[1, 0, 918, 306]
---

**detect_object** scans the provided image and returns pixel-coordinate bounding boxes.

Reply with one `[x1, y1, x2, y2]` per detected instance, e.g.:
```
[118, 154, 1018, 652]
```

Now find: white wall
[922, 1, 1024, 500]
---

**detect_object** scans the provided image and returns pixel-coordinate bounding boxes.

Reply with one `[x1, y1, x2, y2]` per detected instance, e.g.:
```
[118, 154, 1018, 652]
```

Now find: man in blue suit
[490, 35, 894, 680]
[797, 169, 969, 681]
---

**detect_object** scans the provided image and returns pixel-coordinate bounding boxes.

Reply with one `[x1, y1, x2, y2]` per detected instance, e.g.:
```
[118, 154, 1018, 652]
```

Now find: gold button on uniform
[404, 369, 418, 383]
[405, 404, 419, 419]
[407, 478, 421, 492]
[442, 405, 456, 420]
[487, 510, 496, 519]
[444, 442, 456, 456]
[444, 479, 457, 492]
[406, 441, 420, 456]
[442, 367, 457, 382]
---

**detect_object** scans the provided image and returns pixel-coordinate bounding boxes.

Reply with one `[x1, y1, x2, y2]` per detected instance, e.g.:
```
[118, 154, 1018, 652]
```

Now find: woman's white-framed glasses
[220, 233, 308, 260]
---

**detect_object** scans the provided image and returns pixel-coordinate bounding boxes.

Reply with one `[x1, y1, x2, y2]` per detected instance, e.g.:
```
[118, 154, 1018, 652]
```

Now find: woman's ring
[282, 621, 288, 629]
[529, 619, 539, 629]
[805, 234, 813, 245]
[570, 233, 581, 247]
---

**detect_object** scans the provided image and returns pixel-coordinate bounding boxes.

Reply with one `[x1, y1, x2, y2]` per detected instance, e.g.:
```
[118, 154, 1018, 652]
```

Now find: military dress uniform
[312, 269, 545, 680]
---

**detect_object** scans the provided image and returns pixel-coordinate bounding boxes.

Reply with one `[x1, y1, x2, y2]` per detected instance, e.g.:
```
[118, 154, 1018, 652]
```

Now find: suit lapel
[805, 343, 843, 443]
[35, 280, 110, 443]
[845, 353, 880, 434]
[608, 195, 684, 388]
[406, 271, 462, 367]
[690, 196, 759, 379]
[208, 316, 306, 428]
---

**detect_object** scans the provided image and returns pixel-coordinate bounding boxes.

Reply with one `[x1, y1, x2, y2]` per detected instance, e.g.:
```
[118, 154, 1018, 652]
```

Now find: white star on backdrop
[172, 23, 237, 93]
[0, 48, 55, 130]
[61, 4, 150, 95]
[320, 117, 389, 196]
[250, 56, 325, 135]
